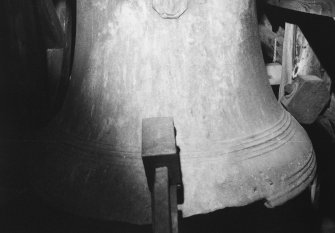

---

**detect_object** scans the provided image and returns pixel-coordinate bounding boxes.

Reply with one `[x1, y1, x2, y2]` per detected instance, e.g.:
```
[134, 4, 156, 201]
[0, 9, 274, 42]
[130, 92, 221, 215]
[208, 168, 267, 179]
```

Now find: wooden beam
[153, 167, 171, 233]
[265, 0, 335, 17]
[279, 23, 297, 100]
[281, 75, 330, 124]
[36, 0, 66, 48]
[142, 117, 182, 233]
[279, 23, 331, 100]
[279, 22, 331, 124]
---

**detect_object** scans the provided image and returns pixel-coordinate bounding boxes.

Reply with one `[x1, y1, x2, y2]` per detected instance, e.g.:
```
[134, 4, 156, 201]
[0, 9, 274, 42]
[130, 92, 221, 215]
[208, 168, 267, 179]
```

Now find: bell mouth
[179, 111, 316, 219]
[264, 149, 316, 208]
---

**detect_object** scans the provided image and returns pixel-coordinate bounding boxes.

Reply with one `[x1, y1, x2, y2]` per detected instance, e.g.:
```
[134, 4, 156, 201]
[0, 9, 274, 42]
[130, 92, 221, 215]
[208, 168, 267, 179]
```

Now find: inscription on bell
[152, 0, 188, 19]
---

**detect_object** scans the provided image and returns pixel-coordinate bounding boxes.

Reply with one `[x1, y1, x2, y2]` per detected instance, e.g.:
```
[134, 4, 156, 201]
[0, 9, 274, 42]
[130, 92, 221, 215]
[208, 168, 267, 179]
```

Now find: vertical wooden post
[142, 117, 182, 233]
[153, 167, 171, 233]
[279, 23, 297, 100]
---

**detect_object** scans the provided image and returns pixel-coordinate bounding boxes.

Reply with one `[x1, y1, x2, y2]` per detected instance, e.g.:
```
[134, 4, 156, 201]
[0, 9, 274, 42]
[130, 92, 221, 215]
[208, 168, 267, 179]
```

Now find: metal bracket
[142, 117, 183, 233]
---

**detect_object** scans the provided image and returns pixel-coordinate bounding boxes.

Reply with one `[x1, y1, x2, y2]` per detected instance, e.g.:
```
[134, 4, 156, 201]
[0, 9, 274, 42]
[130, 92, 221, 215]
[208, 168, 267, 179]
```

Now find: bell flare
[180, 111, 316, 216]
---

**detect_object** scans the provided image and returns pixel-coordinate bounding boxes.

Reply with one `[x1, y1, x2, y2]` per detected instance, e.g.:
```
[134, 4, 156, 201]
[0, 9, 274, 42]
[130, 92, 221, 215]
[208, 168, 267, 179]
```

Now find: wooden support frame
[142, 117, 183, 233]
[278, 22, 331, 122]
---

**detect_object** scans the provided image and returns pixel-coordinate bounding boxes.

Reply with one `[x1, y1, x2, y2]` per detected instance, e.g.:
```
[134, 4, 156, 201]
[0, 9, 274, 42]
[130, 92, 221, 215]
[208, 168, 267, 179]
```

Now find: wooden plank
[142, 117, 177, 157]
[142, 117, 182, 191]
[266, 0, 335, 17]
[141, 117, 182, 233]
[279, 23, 297, 100]
[37, 0, 66, 48]
[279, 23, 331, 100]
[153, 167, 171, 233]
[279, 21, 331, 124]
[280, 75, 330, 124]
[170, 184, 179, 233]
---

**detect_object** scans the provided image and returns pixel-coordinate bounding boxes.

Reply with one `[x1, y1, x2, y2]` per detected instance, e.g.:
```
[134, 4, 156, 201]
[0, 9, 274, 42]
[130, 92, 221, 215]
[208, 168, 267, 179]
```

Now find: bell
[34, 0, 316, 224]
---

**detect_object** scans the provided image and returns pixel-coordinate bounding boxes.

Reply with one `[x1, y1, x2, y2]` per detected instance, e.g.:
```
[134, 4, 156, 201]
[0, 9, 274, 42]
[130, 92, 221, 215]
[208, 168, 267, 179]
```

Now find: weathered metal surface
[281, 75, 330, 124]
[34, 0, 316, 224]
[279, 23, 297, 100]
[265, 0, 335, 17]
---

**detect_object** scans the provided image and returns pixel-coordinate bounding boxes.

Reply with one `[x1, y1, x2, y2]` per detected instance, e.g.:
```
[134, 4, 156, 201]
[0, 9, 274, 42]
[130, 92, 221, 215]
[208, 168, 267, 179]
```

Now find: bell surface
[34, 0, 316, 224]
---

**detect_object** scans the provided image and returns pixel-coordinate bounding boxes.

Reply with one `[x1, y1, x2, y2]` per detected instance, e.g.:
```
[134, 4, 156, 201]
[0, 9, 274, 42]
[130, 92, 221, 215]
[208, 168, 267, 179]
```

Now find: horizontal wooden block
[142, 117, 181, 191]
[142, 117, 176, 157]
[280, 75, 330, 124]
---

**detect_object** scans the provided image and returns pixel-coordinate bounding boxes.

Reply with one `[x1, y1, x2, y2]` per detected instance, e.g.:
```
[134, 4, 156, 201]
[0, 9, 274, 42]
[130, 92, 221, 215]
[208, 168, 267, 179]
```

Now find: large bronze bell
[34, 0, 316, 224]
